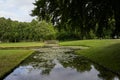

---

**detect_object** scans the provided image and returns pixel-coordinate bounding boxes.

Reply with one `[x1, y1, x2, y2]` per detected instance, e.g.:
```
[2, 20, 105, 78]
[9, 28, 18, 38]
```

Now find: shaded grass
[0, 42, 44, 48]
[60, 39, 120, 73]
[0, 50, 34, 79]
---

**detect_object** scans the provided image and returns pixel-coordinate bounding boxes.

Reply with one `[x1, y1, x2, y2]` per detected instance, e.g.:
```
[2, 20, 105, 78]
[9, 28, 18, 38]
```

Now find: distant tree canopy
[31, 0, 120, 40]
[0, 17, 56, 42]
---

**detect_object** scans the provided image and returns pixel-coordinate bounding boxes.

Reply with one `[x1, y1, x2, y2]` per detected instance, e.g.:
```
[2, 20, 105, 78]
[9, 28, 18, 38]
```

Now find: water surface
[4, 47, 120, 80]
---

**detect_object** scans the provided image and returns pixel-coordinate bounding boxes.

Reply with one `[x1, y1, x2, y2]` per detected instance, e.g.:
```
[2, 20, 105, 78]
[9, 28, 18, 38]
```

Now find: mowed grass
[0, 42, 44, 79]
[0, 42, 44, 48]
[60, 39, 120, 73]
[0, 50, 34, 79]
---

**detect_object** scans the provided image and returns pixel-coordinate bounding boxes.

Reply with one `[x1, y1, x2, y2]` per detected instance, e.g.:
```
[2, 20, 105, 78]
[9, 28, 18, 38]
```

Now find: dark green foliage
[31, 0, 120, 40]
[56, 31, 80, 41]
[0, 17, 56, 42]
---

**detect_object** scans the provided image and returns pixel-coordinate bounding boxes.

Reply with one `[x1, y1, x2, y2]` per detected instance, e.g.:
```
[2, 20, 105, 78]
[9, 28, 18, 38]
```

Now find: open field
[0, 50, 34, 79]
[60, 39, 120, 73]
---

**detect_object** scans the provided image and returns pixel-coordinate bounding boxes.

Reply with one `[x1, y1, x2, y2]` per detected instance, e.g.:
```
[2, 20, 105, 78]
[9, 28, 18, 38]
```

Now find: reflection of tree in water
[94, 64, 120, 80]
[60, 56, 92, 72]
[21, 51, 55, 75]
[60, 55, 120, 80]
[20, 49, 119, 79]
[22, 51, 92, 74]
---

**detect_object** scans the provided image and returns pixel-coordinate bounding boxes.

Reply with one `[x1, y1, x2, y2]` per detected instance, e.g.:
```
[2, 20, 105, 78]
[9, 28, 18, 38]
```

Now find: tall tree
[31, 0, 119, 39]
[110, 0, 120, 38]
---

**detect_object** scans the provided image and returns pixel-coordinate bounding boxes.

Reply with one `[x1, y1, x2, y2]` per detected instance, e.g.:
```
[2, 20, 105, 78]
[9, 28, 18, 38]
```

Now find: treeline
[0, 17, 56, 42]
[31, 0, 120, 40]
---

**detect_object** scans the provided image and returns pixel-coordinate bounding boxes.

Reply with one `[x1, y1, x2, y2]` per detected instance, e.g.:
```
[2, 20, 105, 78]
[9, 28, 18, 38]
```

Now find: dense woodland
[0, 17, 56, 42]
[0, 0, 120, 42]
[31, 0, 120, 40]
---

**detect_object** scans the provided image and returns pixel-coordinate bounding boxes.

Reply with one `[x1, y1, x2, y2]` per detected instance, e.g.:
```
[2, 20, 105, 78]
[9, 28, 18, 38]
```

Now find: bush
[35, 21, 56, 40]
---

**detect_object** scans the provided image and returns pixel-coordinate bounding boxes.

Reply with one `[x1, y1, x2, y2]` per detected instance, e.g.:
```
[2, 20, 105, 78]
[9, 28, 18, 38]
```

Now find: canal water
[4, 47, 120, 80]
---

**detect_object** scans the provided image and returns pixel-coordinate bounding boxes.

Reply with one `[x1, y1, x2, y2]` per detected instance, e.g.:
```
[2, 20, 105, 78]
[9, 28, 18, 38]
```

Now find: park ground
[0, 42, 44, 79]
[60, 39, 120, 74]
[0, 39, 120, 79]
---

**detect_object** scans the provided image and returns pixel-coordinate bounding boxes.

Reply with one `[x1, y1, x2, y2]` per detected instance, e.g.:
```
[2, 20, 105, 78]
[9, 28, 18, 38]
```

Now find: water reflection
[4, 48, 120, 80]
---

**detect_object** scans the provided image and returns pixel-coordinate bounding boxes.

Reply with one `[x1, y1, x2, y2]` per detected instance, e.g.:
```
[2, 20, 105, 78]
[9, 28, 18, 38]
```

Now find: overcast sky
[0, 0, 36, 22]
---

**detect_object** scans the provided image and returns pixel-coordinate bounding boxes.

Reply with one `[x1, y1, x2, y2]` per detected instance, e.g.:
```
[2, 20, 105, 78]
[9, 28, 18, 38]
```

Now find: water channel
[4, 47, 120, 80]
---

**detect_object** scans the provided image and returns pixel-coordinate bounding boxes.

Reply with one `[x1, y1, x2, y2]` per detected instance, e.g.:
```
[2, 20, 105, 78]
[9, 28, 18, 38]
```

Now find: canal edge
[0, 50, 35, 80]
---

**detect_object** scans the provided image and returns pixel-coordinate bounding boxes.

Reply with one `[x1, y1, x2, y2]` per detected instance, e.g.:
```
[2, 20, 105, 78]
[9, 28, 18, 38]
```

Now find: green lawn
[60, 39, 120, 73]
[0, 42, 44, 48]
[0, 50, 34, 79]
[0, 42, 45, 79]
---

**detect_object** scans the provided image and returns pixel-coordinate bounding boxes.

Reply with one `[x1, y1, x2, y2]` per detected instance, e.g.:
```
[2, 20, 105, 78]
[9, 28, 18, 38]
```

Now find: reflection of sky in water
[5, 60, 103, 80]
[4, 48, 120, 80]
[5, 58, 120, 80]
[114, 77, 120, 80]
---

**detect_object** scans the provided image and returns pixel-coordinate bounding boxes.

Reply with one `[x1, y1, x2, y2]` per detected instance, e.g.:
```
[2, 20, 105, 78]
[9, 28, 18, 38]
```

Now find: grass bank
[0, 42, 44, 79]
[0, 42, 44, 48]
[60, 39, 120, 73]
[0, 50, 34, 79]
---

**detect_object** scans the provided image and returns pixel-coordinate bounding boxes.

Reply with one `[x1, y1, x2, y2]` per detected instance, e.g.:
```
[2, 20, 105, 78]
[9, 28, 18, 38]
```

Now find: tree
[31, 0, 119, 39]
[110, 0, 120, 38]
[35, 20, 56, 40]
[0, 17, 56, 42]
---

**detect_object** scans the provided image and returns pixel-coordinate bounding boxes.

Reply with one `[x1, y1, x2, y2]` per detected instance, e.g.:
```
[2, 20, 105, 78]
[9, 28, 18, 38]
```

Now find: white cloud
[0, 0, 36, 22]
